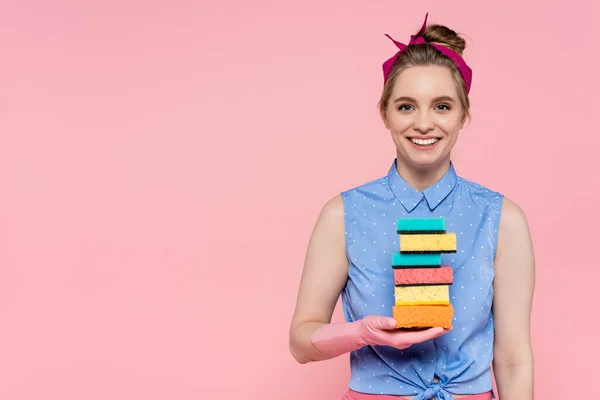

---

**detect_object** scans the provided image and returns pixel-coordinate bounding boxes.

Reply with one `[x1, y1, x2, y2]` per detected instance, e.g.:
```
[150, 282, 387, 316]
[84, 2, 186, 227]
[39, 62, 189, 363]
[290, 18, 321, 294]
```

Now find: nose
[413, 111, 435, 134]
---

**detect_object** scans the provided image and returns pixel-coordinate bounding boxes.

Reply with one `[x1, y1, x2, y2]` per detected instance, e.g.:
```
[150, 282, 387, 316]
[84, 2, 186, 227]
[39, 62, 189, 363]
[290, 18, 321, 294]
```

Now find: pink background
[0, 1, 598, 398]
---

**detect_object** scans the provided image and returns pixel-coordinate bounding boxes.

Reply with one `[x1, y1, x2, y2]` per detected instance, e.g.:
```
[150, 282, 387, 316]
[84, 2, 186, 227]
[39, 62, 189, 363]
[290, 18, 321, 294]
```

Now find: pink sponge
[394, 266, 453, 286]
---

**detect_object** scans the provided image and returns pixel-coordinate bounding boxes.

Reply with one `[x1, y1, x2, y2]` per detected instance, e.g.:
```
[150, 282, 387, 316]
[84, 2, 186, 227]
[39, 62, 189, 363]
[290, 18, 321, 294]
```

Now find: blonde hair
[378, 24, 471, 122]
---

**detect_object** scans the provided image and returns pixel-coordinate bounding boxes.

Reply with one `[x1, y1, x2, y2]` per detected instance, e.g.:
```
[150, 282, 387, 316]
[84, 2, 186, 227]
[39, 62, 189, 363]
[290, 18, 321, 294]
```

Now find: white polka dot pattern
[340, 160, 502, 399]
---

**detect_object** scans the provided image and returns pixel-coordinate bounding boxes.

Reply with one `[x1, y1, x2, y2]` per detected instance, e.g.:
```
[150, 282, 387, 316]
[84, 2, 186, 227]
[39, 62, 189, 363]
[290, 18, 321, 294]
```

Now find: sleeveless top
[340, 160, 503, 400]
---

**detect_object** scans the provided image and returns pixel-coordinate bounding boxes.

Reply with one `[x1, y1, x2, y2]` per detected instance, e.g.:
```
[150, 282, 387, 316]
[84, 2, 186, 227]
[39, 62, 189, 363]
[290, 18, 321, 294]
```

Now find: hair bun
[422, 25, 466, 56]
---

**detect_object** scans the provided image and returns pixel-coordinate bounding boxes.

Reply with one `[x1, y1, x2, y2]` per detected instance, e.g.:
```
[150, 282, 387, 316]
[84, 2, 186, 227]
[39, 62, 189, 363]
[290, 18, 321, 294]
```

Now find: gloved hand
[310, 315, 449, 357]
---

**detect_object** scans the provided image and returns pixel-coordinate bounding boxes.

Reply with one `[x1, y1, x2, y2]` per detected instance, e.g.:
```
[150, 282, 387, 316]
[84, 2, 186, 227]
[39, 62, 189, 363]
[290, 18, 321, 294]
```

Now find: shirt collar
[387, 159, 458, 212]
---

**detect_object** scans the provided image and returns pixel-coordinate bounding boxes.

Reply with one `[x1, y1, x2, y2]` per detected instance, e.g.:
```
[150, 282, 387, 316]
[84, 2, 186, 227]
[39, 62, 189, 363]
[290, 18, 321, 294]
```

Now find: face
[382, 65, 465, 172]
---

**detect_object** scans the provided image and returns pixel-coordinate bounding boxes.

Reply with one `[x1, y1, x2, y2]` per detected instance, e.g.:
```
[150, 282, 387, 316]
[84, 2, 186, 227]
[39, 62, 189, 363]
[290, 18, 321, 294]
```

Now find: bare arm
[289, 195, 451, 364]
[289, 195, 350, 364]
[492, 198, 535, 400]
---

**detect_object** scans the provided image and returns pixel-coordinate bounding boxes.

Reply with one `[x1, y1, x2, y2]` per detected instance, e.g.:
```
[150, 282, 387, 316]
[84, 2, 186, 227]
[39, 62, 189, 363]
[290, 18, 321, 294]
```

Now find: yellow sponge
[399, 233, 457, 253]
[394, 285, 450, 306]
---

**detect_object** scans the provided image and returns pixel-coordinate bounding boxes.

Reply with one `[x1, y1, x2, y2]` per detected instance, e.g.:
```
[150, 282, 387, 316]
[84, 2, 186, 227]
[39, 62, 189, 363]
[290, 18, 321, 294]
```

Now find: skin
[289, 65, 535, 400]
[491, 200, 535, 400]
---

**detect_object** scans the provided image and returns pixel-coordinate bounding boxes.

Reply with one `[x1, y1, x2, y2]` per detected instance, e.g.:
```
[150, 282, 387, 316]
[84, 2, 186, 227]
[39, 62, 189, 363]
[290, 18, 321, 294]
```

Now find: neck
[395, 156, 451, 192]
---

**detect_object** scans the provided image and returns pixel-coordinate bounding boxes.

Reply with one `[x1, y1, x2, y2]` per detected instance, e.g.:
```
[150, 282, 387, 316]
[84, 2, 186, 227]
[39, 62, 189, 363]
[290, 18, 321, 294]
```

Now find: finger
[395, 326, 445, 343]
[371, 316, 398, 330]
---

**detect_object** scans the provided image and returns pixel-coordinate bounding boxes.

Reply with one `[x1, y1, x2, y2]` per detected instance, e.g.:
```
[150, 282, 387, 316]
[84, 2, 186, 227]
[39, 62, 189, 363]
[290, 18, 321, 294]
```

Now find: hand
[310, 315, 450, 358]
[359, 315, 450, 350]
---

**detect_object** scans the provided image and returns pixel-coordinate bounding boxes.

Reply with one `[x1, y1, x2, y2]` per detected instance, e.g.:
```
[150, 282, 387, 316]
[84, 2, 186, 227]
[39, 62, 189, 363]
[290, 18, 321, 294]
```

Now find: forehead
[391, 65, 458, 100]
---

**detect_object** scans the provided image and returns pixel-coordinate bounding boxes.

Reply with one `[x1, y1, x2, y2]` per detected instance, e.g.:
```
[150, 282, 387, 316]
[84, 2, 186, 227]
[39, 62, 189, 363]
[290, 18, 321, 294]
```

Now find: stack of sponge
[392, 218, 456, 329]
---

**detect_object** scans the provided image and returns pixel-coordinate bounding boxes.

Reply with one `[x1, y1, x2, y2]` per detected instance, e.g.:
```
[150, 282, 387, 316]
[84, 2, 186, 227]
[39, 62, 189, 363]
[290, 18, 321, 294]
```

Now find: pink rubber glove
[310, 315, 448, 357]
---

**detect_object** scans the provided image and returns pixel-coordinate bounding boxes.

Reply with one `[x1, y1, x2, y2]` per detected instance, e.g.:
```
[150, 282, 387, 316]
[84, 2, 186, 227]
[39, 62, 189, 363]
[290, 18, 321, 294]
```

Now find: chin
[408, 158, 443, 171]
[401, 148, 446, 170]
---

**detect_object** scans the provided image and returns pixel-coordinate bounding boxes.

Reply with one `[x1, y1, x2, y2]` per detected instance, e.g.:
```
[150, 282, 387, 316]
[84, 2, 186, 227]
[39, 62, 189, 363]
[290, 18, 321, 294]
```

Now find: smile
[409, 137, 439, 146]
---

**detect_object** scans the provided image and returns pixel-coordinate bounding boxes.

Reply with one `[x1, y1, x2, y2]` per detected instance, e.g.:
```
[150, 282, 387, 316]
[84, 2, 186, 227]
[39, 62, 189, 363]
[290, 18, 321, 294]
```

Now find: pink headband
[382, 13, 473, 94]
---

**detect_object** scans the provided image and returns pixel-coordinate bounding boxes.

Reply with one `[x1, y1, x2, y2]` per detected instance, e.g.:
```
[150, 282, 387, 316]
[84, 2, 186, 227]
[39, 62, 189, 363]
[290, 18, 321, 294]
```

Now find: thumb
[369, 316, 397, 330]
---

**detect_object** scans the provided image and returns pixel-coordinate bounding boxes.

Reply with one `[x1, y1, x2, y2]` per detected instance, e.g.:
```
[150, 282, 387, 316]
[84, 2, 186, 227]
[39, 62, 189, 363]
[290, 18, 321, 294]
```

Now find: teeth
[410, 138, 439, 146]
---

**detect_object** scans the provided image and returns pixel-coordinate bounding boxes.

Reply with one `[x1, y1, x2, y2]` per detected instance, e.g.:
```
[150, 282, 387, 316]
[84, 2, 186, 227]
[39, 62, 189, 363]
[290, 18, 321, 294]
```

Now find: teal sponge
[396, 217, 445, 234]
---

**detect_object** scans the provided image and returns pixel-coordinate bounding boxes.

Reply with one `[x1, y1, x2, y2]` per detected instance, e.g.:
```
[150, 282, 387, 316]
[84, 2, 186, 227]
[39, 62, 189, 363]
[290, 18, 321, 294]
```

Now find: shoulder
[454, 175, 532, 255]
[341, 175, 389, 202]
[496, 197, 534, 259]
[454, 176, 504, 216]
[499, 197, 527, 222]
[316, 175, 390, 233]
[455, 176, 530, 236]
[498, 197, 531, 239]
[319, 194, 345, 221]
[456, 176, 503, 200]
[313, 171, 389, 228]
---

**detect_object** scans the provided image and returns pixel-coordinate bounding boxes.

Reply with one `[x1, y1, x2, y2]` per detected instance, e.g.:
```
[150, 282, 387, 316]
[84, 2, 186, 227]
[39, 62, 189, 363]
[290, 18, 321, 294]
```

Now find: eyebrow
[393, 96, 456, 104]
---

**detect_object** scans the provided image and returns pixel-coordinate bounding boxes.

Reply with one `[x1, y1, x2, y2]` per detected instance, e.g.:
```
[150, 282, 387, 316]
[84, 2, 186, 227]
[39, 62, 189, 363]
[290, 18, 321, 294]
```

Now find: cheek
[387, 115, 411, 133]
[437, 116, 463, 134]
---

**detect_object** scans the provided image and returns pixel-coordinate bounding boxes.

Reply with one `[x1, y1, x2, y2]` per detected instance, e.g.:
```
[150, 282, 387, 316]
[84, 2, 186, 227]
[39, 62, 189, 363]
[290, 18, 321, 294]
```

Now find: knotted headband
[382, 13, 473, 94]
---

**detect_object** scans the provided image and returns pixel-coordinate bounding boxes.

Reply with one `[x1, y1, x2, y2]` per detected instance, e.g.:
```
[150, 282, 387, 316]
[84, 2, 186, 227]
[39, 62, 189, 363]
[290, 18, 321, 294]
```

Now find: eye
[397, 104, 414, 112]
[435, 103, 451, 111]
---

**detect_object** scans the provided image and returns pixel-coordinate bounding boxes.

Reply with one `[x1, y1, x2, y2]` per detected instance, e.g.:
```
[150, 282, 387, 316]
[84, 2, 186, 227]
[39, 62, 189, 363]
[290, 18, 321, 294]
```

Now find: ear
[460, 112, 467, 129]
[380, 108, 390, 129]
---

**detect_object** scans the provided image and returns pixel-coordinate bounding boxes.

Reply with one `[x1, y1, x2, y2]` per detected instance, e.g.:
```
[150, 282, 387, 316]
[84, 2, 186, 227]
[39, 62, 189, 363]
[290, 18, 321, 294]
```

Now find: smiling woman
[378, 21, 471, 191]
[289, 12, 535, 400]
[381, 67, 465, 189]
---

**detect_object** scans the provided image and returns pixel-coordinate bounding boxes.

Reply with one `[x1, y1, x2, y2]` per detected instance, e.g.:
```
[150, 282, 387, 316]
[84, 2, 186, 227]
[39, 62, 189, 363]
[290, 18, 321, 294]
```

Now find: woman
[288, 13, 535, 400]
